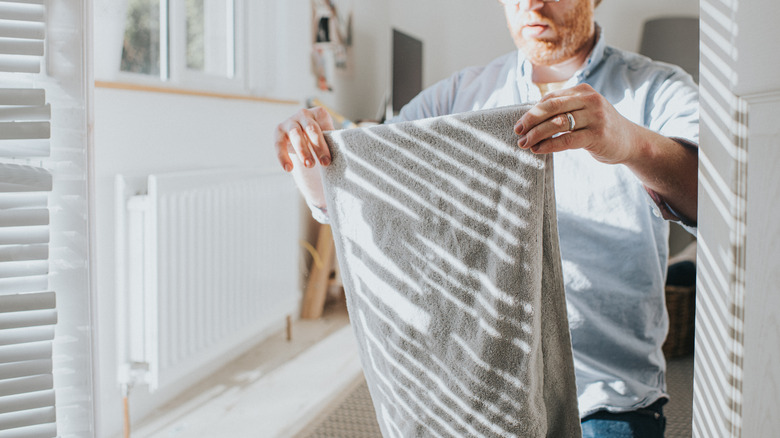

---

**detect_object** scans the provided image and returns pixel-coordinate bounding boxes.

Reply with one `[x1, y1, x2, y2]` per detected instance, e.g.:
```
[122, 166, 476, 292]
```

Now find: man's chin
[521, 43, 568, 66]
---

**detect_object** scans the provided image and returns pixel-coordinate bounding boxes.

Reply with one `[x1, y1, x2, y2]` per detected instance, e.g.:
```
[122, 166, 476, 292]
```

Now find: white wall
[330, 0, 698, 121]
[387, 1, 514, 95]
[92, 91, 302, 437]
[92, 1, 313, 436]
[594, 0, 699, 53]
[733, 1, 780, 95]
[737, 4, 780, 436]
[91, 1, 698, 436]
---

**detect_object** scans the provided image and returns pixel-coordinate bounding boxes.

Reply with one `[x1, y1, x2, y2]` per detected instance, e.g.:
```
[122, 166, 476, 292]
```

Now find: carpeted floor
[664, 354, 695, 438]
[301, 354, 694, 438]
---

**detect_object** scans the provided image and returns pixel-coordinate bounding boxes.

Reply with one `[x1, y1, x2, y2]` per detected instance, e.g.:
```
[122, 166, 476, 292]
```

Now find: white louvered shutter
[0, 1, 58, 437]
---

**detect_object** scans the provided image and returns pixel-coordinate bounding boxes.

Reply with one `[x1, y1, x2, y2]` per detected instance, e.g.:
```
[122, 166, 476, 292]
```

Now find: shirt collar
[577, 24, 605, 80]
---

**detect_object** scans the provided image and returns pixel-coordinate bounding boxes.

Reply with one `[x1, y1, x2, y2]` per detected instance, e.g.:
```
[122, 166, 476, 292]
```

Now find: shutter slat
[0, 244, 47, 263]
[0, 121, 49, 139]
[0, 326, 53, 346]
[0, 184, 50, 194]
[0, 38, 42, 56]
[0, 389, 53, 415]
[0, 341, 50, 364]
[0, 276, 48, 294]
[0, 20, 44, 40]
[0, 56, 39, 73]
[0, 89, 44, 106]
[0, 292, 54, 313]
[0, 140, 48, 157]
[0, 165, 51, 192]
[0, 226, 48, 245]
[0, 406, 55, 432]
[0, 104, 49, 121]
[0, 310, 55, 330]
[0, 192, 47, 210]
[0, 361, 50, 383]
[0, 422, 56, 438]
[0, 360, 50, 381]
[0, 209, 48, 228]
[0, 3, 44, 23]
[0, 374, 52, 398]
[0, 1, 45, 5]
[0, 260, 48, 279]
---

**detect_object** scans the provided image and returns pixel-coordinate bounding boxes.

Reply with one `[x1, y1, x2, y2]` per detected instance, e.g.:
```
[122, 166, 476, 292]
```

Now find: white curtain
[0, 1, 93, 437]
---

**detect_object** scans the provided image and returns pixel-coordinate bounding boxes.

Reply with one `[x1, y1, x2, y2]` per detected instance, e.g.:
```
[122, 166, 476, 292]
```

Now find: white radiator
[115, 168, 300, 392]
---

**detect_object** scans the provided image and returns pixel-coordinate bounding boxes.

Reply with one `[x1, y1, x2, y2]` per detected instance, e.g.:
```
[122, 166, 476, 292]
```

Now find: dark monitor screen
[392, 29, 423, 114]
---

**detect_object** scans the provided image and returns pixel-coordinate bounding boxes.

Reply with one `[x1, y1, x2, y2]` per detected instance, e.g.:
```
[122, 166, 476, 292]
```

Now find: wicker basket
[663, 284, 696, 358]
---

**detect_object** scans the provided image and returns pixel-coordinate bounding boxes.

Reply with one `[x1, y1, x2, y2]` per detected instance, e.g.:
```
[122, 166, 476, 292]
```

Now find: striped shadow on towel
[322, 105, 581, 437]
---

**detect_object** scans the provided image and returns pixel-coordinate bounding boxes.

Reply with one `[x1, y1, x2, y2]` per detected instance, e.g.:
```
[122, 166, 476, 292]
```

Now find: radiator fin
[117, 169, 300, 392]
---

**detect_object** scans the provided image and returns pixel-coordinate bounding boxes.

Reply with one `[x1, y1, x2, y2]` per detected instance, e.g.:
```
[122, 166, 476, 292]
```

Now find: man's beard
[516, 3, 594, 66]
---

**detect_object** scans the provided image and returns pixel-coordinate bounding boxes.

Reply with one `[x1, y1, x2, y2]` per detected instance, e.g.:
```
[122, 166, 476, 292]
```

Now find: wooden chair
[301, 224, 343, 319]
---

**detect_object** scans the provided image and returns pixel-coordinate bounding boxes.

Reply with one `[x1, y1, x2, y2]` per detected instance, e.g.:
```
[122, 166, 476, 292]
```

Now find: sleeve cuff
[644, 186, 697, 230]
[307, 200, 331, 224]
[669, 136, 698, 151]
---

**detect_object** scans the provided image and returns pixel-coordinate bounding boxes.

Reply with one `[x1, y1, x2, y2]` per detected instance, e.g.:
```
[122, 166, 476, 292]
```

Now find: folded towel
[322, 105, 581, 437]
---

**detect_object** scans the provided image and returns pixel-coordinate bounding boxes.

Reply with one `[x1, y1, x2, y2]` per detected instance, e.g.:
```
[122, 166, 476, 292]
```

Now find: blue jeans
[580, 399, 667, 438]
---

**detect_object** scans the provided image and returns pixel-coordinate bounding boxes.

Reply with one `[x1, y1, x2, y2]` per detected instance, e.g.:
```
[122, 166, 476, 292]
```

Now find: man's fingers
[518, 109, 590, 150]
[279, 109, 327, 167]
[515, 84, 596, 134]
[527, 128, 592, 155]
[307, 107, 335, 166]
[292, 108, 335, 167]
[274, 107, 338, 172]
[281, 119, 317, 168]
[274, 127, 294, 172]
[311, 106, 336, 131]
[516, 96, 584, 135]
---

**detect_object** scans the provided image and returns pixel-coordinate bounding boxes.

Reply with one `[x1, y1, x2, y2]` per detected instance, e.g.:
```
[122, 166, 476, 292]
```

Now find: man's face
[504, 0, 596, 66]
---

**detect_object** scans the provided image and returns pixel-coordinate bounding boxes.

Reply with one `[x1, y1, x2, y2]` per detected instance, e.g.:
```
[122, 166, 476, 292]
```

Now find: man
[275, 0, 698, 436]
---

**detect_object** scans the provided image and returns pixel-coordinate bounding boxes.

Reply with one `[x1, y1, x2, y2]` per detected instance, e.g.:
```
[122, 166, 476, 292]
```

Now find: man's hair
[595, 0, 602, 6]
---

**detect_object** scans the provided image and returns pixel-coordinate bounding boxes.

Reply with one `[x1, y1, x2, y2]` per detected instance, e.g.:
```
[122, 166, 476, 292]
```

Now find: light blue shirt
[392, 30, 699, 417]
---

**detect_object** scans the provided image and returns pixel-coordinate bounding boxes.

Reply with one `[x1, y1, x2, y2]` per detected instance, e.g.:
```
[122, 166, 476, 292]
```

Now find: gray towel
[322, 105, 581, 438]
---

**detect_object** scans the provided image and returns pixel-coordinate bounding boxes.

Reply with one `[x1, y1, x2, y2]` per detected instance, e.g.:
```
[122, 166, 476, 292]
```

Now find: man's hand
[514, 83, 698, 223]
[513, 83, 638, 165]
[274, 107, 335, 214]
[275, 107, 335, 172]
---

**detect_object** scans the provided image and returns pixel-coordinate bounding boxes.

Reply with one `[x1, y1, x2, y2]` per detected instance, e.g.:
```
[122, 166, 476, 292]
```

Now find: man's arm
[514, 83, 698, 224]
[622, 130, 697, 224]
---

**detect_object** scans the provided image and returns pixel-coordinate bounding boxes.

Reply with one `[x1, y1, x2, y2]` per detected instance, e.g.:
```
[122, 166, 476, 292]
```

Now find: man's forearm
[626, 127, 698, 224]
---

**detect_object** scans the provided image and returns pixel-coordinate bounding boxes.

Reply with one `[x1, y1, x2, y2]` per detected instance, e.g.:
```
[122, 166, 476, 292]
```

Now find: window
[185, 0, 235, 78]
[120, 0, 245, 92]
[121, 0, 162, 76]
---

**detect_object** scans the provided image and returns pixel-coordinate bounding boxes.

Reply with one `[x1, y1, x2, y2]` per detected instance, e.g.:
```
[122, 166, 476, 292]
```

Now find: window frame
[116, 0, 257, 96]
